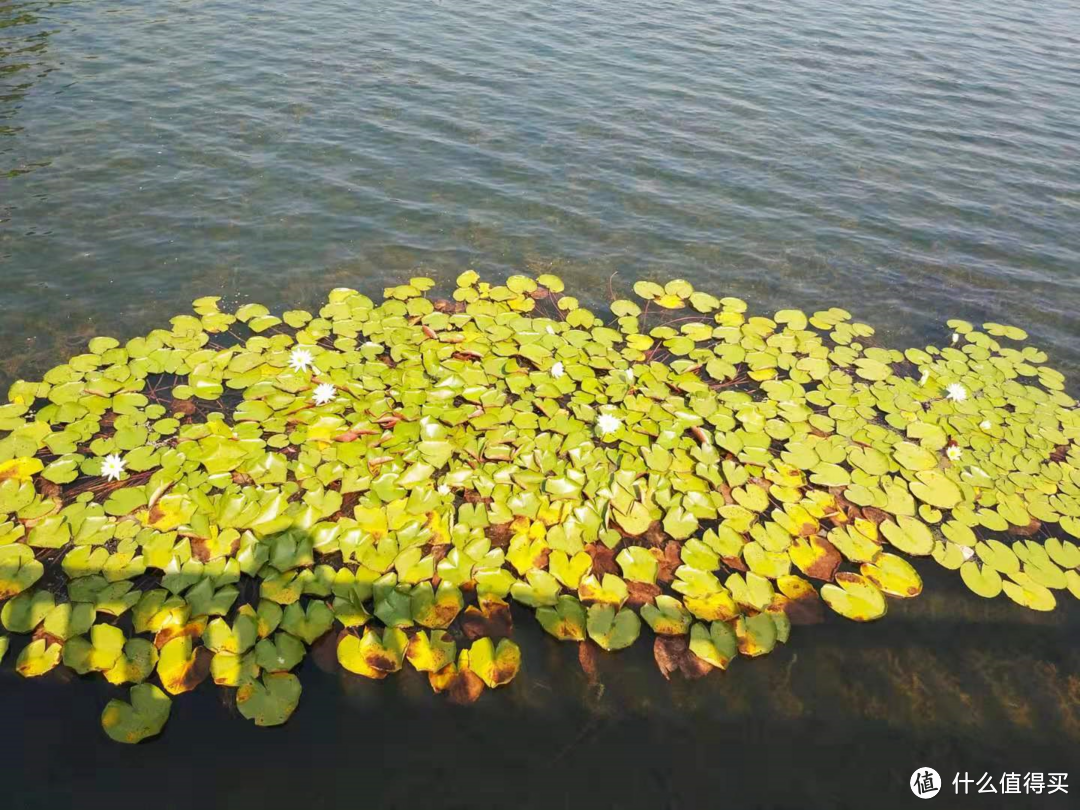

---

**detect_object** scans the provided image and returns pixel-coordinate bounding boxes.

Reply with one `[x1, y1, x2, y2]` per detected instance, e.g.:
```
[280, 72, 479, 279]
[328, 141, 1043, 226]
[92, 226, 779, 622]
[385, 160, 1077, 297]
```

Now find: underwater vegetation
[1, 272, 1079, 743]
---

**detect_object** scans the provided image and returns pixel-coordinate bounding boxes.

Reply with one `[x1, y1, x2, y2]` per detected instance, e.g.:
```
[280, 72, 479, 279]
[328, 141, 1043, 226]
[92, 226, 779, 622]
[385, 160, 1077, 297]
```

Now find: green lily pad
[1, 589, 55, 633]
[880, 517, 934, 556]
[43, 601, 96, 641]
[735, 614, 777, 657]
[16, 638, 62, 677]
[157, 636, 208, 695]
[4, 269, 1080, 734]
[820, 573, 887, 621]
[104, 639, 160, 685]
[536, 594, 588, 641]
[640, 595, 692, 635]
[893, 442, 938, 471]
[101, 684, 172, 744]
[1001, 572, 1056, 611]
[688, 621, 738, 669]
[510, 569, 561, 608]
[960, 561, 1003, 599]
[410, 580, 464, 628]
[548, 550, 592, 589]
[280, 600, 334, 644]
[63, 623, 126, 674]
[255, 632, 306, 672]
[337, 626, 408, 678]
[586, 603, 640, 651]
[0, 544, 44, 600]
[861, 553, 922, 598]
[202, 613, 258, 654]
[236, 672, 302, 727]
[467, 637, 521, 688]
[910, 470, 962, 509]
[406, 629, 457, 673]
[616, 546, 659, 584]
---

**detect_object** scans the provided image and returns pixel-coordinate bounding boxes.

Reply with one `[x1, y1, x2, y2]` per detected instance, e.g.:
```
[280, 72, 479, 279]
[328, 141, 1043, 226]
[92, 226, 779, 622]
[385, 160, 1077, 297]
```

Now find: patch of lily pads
[1, 271, 1079, 742]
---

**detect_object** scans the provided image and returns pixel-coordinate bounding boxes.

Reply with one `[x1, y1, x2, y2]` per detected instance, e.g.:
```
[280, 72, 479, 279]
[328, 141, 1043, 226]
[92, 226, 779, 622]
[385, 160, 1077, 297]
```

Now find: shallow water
[2, 1, 1080, 807]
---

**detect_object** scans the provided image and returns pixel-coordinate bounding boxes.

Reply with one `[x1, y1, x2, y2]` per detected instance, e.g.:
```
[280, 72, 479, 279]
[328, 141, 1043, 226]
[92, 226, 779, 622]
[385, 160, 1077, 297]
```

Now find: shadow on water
[3, 561, 1079, 810]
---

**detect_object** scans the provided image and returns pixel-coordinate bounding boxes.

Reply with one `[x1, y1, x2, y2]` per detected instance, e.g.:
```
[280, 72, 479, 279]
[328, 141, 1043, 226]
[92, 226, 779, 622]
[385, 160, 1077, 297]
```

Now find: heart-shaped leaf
[101, 684, 172, 744]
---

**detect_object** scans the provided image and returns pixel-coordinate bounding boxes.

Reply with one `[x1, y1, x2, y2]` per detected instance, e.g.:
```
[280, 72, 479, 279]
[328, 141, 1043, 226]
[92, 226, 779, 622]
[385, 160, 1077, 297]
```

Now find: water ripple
[1, 0, 1079, 389]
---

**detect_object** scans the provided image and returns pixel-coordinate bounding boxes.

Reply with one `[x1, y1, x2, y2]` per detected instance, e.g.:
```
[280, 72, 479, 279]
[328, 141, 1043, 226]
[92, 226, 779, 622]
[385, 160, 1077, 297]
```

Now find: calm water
[2, 1, 1080, 807]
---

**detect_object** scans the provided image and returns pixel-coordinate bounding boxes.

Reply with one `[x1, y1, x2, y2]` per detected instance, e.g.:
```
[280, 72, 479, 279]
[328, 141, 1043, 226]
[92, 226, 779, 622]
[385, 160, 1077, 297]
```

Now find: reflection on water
[2, 0, 1080, 807]
[3, 570, 1079, 809]
[2, 0, 1080, 391]
[0, 2, 60, 191]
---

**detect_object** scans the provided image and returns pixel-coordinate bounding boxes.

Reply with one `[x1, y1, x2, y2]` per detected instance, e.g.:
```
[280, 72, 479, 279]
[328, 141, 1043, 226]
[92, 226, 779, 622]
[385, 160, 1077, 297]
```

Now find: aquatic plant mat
[2, 272, 1078, 742]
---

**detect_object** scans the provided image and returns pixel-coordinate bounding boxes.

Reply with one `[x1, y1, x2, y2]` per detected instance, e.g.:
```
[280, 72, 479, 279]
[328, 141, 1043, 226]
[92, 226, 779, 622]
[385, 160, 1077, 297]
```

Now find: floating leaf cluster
[2, 272, 1079, 742]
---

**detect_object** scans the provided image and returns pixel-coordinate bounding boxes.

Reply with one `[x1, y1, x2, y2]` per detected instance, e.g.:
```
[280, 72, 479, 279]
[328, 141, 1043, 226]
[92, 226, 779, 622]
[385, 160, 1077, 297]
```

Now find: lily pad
[0, 544, 44, 600]
[16, 638, 62, 677]
[860, 554, 922, 598]
[640, 595, 692, 635]
[536, 595, 588, 641]
[467, 637, 521, 688]
[1, 589, 55, 633]
[280, 600, 334, 644]
[586, 604, 640, 651]
[406, 629, 457, 673]
[63, 623, 126, 674]
[880, 517, 934, 556]
[735, 614, 777, 657]
[337, 627, 408, 679]
[688, 621, 738, 669]
[910, 470, 962, 509]
[820, 573, 887, 621]
[236, 673, 302, 727]
[104, 639, 160, 685]
[3, 270, 1080, 736]
[960, 561, 1003, 599]
[101, 684, 172, 744]
[255, 632, 306, 672]
[410, 581, 464, 629]
[157, 636, 210, 695]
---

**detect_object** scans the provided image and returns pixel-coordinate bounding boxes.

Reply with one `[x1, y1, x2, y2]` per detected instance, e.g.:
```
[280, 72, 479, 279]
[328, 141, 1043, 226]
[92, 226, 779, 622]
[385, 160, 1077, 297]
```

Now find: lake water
[2, 1, 1080, 808]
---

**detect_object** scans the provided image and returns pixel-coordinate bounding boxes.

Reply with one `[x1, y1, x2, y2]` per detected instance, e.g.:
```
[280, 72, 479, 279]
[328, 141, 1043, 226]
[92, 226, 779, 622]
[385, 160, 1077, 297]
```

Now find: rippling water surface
[2, 1, 1080, 808]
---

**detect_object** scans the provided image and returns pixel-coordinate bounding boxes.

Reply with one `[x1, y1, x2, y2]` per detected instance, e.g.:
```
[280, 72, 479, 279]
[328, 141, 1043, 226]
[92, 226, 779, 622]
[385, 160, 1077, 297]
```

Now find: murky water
[2, 1, 1079, 807]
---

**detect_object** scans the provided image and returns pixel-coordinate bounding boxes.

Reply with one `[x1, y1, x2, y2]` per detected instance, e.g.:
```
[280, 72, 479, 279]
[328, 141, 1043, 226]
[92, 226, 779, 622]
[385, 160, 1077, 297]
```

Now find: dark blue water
[2, 1, 1080, 807]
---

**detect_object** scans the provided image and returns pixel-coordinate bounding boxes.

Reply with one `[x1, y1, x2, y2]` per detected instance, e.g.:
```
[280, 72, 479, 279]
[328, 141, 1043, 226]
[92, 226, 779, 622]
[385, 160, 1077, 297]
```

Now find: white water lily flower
[289, 346, 314, 373]
[313, 383, 336, 406]
[100, 454, 126, 482]
[919, 369, 930, 386]
[959, 545, 976, 561]
[980, 420, 992, 430]
[625, 368, 635, 382]
[551, 361, 565, 379]
[946, 445, 962, 462]
[437, 484, 451, 496]
[951, 332, 960, 344]
[945, 383, 967, 402]
[596, 413, 622, 435]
